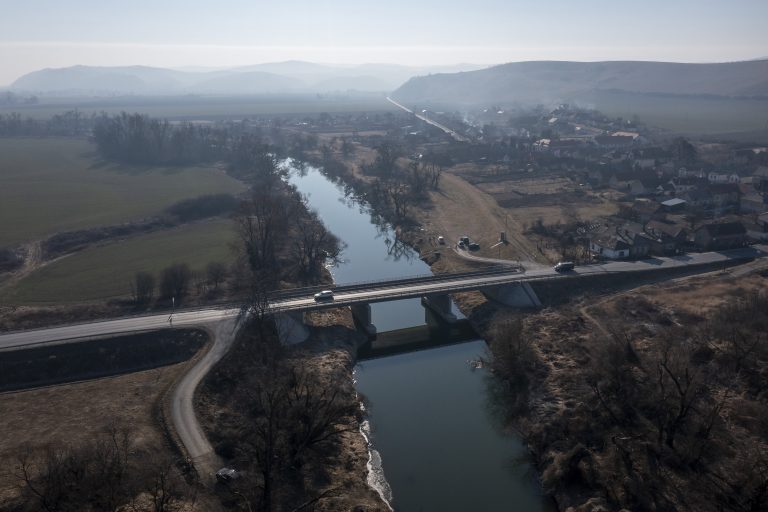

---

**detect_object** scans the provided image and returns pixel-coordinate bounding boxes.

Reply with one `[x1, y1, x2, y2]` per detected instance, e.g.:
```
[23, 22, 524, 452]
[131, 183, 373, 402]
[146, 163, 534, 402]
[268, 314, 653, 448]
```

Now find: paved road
[2, 244, 766, 351]
[386, 97, 471, 142]
[0, 307, 240, 351]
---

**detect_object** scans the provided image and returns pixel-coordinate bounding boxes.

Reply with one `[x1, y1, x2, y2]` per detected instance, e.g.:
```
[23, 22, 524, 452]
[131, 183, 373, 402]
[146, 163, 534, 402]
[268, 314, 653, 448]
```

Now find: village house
[671, 176, 707, 194]
[707, 171, 741, 184]
[590, 235, 631, 259]
[744, 213, 768, 242]
[741, 192, 768, 213]
[617, 225, 653, 258]
[595, 134, 635, 149]
[753, 167, 768, 194]
[693, 221, 748, 250]
[629, 199, 664, 223]
[709, 183, 741, 214]
[682, 187, 714, 209]
[645, 219, 689, 255]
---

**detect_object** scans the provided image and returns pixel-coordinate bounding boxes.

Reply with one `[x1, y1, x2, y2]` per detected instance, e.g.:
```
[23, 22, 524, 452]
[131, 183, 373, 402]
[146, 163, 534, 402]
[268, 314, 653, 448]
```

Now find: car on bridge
[313, 290, 335, 301]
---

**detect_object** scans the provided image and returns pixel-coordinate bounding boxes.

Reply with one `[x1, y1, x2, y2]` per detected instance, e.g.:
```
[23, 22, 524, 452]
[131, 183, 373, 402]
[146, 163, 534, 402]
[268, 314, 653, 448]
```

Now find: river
[288, 163, 548, 511]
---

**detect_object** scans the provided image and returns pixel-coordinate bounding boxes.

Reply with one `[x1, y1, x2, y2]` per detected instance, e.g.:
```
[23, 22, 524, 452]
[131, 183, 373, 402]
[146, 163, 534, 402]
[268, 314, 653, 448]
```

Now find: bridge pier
[275, 311, 310, 345]
[421, 294, 458, 324]
[350, 304, 377, 340]
[483, 282, 542, 308]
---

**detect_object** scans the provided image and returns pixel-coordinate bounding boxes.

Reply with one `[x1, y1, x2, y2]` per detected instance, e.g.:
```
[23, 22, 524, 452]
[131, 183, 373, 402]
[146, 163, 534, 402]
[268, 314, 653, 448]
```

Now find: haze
[2, 0, 767, 86]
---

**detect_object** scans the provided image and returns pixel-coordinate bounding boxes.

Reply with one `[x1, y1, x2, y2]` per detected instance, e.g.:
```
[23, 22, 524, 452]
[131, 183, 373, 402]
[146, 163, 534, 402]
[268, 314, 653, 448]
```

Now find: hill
[392, 60, 768, 107]
[10, 62, 484, 95]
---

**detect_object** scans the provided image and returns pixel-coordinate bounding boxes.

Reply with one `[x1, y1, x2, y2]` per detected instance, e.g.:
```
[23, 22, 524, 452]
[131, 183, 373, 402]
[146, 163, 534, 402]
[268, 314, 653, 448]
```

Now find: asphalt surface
[386, 97, 471, 142]
[2, 244, 766, 352]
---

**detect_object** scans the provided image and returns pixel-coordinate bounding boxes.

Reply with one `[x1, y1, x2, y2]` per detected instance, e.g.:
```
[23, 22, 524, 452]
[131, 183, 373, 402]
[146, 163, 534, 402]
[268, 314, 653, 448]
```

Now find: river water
[288, 164, 547, 511]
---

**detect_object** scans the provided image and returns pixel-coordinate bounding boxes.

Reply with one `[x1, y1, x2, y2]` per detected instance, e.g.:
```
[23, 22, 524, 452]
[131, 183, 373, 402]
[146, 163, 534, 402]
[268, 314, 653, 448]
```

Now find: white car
[313, 290, 334, 301]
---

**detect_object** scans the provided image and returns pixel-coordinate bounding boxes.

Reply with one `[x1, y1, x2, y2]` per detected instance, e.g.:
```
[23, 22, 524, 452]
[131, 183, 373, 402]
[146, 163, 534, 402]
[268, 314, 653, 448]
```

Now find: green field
[0, 218, 237, 304]
[0, 138, 245, 246]
[590, 91, 768, 135]
[0, 95, 397, 120]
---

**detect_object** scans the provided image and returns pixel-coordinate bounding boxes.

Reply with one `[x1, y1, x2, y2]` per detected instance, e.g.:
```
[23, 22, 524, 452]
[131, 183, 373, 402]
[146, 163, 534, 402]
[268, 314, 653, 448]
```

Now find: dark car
[554, 261, 575, 272]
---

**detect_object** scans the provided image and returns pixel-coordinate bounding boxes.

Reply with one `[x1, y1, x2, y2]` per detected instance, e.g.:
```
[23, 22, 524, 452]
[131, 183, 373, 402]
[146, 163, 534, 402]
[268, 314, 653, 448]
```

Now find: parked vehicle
[313, 290, 334, 301]
[437, 236, 445, 245]
[554, 261, 575, 272]
[468, 242, 480, 251]
[460, 236, 470, 245]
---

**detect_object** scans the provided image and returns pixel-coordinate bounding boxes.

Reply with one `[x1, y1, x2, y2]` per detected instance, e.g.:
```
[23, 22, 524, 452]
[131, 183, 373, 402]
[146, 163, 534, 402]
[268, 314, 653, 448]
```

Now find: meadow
[589, 90, 768, 135]
[0, 137, 244, 246]
[0, 94, 397, 120]
[1, 218, 237, 304]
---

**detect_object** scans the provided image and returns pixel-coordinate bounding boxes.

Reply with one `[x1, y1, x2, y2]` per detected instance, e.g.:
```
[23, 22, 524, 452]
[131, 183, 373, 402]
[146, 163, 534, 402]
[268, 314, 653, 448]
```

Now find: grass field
[0, 364, 188, 506]
[0, 94, 397, 120]
[0, 137, 244, 247]
[1, 218, 237, 304]
[589, 91, 768, 134]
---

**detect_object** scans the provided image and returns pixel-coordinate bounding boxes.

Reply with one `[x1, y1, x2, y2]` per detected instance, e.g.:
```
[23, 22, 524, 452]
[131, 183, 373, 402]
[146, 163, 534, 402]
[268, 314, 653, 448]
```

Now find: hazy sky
[1, 0, 766, 84]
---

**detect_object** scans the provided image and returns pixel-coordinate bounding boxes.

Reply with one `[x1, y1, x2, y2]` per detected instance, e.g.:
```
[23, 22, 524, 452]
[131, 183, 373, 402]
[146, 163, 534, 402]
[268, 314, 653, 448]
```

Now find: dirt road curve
[170, 317, 241, 479]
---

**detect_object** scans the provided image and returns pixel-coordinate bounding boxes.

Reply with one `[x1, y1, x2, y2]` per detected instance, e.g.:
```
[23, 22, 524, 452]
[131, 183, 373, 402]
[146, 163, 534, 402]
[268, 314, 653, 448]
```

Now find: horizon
[2, 0, 767, 86]
[3, 55, 767, 89]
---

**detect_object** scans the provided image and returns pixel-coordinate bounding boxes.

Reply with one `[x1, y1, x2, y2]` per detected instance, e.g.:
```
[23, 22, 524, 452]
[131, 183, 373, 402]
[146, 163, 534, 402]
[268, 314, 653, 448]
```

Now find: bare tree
[160, 263, 192, 301]
[130, 271, 155, 307]
[206, 261, 228, 291]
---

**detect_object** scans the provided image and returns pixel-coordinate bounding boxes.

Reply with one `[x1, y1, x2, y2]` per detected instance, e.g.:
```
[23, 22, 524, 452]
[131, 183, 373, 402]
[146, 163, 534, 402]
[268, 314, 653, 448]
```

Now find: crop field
[0, 94, 398, 120]
[0, 138, 245, 247]
[1, 218, 237, 304]
[590, 91, 768, 134]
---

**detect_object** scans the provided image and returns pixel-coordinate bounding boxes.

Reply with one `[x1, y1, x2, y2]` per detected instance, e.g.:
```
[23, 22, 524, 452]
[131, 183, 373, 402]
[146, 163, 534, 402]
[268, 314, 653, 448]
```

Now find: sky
[1, 0, 766, 85]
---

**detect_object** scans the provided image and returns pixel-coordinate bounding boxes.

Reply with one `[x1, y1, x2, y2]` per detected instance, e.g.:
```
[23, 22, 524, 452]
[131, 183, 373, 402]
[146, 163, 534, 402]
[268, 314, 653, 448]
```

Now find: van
[554, 261, 575, 272]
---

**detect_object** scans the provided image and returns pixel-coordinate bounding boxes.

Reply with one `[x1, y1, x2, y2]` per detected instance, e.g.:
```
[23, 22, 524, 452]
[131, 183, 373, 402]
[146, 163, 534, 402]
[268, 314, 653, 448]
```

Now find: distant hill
[10, 61, 484, 96]
[392, 60, 768, 107]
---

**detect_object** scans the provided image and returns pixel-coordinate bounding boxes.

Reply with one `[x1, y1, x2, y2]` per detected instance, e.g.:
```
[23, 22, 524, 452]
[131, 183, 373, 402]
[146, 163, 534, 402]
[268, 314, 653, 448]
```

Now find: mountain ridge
[391, 59, 768, 106]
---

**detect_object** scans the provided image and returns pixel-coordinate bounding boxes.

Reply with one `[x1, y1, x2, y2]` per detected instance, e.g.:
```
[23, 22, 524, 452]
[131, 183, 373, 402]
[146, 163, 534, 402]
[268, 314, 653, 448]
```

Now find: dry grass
[506, 267, 768, 510]
[0, 365, 186, 505]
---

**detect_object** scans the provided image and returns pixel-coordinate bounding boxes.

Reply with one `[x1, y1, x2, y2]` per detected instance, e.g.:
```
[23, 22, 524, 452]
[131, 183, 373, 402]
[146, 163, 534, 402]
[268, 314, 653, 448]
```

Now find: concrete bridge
[268, 243, 767, 341]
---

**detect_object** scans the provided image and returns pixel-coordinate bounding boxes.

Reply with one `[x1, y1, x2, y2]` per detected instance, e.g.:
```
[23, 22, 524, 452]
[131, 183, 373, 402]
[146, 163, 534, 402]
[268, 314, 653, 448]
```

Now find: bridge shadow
[357, 320, 479, 361]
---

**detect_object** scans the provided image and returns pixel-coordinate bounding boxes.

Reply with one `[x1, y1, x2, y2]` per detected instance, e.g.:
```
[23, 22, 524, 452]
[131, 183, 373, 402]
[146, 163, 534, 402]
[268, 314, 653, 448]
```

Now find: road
[386, 97, 471, 142]
[2, 244, 766, 352]
[1, 243, 764, 478]
[171, 317, 241, 477]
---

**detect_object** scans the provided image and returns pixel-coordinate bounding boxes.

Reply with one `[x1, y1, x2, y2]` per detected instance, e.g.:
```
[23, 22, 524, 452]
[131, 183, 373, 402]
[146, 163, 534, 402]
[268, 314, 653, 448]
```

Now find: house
[741, 192, 768, 213]
[682, 187, 714, 209]
[707, 172, 740, 184]
[645, 220, 689, 255]
[694, 222, 747, 250]
[709, 183, 741, 214]
[744, 213, 768, 242]
[754, 167, 768, 194]
[671, 176, 707, 194]
[629, 199, 663, 223]
[595, 134, 635, 148]
[617, 226, 653, 258]
[590, 235, 631, 259]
